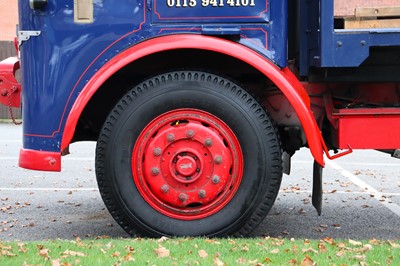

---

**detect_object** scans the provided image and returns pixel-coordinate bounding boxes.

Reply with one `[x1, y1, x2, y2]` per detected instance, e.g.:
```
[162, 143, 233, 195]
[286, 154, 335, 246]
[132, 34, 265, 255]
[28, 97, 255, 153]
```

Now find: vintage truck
[0, 0, 399, 237]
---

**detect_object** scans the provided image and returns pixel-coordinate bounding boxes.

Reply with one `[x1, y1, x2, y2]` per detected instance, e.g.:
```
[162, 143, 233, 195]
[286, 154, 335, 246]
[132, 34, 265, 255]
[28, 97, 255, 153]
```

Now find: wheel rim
[132, 109, 243, 220]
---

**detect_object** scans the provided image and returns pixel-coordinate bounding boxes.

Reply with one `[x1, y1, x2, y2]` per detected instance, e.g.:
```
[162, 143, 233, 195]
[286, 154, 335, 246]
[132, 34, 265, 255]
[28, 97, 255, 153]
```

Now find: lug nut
[214, 156, 222, 165]
[151, 167, 160, 176]
[153, 148, 162, 156]
[204, 138, 212, 147]
[179, 193, 188, 202]
[186, 130, 195, 138]
[161, 185, 169, 194]
[212, 175, 220, 184]
[167, 133, 175, 142]
[198, 190, 206, 198]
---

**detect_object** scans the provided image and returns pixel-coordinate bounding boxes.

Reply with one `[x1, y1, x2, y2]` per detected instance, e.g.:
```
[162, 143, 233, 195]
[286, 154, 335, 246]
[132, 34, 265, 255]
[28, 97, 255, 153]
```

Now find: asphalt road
[1, 123, 399, 241]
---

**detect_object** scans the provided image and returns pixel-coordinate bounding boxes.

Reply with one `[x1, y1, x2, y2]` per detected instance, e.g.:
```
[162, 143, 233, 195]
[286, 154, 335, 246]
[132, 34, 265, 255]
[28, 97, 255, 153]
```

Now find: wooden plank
[335, 1, 400, 17]
[345, 18, 400, 28]
[355, 6, 400, 17]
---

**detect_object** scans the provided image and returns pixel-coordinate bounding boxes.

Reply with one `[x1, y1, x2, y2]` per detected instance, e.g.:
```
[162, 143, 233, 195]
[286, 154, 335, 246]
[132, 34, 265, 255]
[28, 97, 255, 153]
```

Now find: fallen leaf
[125, 246, 135, 253]
[236, 257, 247, 264]
[18, 243, 28, 253]
[51, 260, 61, 266]
[300, 255, 314, 266]
[123, 253, 135, 262]
[213, 257, 225, 266]
[336, 250, 345, 257]
[39, 248, 50, 260]
[363, 244, 373, 251]
[22, 222, 35, 228]
[264, 257, 272, 263]
[199, 249, 208, 258]
[111, 252, 120, 257]
[0, 250, 16, 257]
[270, 249, 280, 254]
[157, 236, 169, 243]
[352, 255, 366, 261]
[154, 246, 170, 258]
[369, 239, 381, 245]
[388, 241, 400, 248]
[349, 239, 362, 246]
[61, 250, 86, 257]
[302, 247, 318, 254]
[271, 239, 285, 246]
[318, 243, 327, 253]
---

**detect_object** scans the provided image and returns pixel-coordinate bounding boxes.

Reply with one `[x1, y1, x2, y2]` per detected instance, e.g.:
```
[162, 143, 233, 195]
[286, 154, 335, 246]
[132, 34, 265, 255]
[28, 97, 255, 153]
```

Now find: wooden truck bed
[334, 0, 400, 28]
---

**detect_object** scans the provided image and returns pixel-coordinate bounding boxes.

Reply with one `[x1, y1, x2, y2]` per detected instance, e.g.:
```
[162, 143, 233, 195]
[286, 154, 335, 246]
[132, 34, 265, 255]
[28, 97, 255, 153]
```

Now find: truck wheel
[95, 71, 282, 237]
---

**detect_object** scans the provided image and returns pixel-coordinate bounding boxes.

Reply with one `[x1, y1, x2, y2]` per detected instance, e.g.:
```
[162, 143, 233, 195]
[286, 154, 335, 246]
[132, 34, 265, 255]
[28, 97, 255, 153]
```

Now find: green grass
[0, 237, 399, 265]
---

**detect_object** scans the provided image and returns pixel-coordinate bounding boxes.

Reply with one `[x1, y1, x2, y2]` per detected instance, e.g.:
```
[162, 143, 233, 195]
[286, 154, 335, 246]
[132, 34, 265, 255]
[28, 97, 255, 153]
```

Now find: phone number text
[166, 0, 256, 8]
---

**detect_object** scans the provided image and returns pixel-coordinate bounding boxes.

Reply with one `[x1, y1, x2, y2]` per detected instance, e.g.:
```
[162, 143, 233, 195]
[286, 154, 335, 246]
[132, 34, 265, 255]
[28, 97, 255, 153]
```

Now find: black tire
[95, 71, 282, 237]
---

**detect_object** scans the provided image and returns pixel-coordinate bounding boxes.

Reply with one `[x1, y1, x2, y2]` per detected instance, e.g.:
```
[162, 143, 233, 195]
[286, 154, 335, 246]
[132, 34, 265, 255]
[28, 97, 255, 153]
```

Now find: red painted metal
[333, 108, 400, 149]
[62, 34, 325, 166]
[132, 109, 243, 220]
[19, 148, 61, 172]
[0, 57, 21, 108]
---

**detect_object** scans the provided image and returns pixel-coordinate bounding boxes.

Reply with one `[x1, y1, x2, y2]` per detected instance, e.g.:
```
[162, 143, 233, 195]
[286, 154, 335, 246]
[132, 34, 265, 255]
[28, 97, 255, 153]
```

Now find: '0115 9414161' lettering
[166, 0, 256, 8]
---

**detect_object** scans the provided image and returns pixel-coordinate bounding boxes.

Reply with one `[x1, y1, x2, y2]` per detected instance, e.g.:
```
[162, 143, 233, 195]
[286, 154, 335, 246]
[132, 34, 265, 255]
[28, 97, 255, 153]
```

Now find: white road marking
[326, 160, 400, 217]
[0, 187, 98, 191]
[1, 187, 399, 197]
[2, 157, 397, 167]
[0, 157, 93, 160]
[292, 160, 400, 166]
[279, 190, 400, 196]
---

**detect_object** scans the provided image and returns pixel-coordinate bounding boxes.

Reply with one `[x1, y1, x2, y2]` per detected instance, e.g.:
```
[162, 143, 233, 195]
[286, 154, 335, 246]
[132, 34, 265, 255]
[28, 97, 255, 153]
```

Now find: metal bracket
[17, 30, 41, 47]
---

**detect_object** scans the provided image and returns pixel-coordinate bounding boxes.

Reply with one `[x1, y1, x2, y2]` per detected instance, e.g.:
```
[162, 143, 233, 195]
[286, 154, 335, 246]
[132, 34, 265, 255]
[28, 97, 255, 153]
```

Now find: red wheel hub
[132, 109, 243, 220]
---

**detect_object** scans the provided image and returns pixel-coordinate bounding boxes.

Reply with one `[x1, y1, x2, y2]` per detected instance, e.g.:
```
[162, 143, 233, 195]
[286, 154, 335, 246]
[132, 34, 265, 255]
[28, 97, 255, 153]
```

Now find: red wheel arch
[61, 34, 325, 166]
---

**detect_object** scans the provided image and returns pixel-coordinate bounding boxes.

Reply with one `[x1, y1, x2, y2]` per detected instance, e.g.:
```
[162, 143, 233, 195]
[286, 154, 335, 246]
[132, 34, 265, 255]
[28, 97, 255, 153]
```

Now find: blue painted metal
[299, 0, 400, 74]
[319, 0, 400, 68]
[18, 0, 287, 152]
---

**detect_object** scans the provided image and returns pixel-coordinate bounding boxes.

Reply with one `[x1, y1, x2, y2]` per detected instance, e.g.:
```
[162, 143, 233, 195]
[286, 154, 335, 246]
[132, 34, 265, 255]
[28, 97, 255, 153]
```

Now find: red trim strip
[153, 0, 268, 20]
[19, 149, 61, 172]
[61, 34, 324, 166]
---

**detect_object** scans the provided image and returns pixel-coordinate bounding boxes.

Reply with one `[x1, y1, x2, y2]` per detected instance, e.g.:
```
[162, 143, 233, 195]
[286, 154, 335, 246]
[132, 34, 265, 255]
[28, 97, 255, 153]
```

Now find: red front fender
[61, 34, 325, 166]
[0, 57, 21, 108]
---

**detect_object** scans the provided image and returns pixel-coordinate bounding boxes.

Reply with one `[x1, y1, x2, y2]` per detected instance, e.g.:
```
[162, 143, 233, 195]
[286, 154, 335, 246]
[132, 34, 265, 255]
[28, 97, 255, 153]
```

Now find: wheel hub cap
[132, 109, 243, 220]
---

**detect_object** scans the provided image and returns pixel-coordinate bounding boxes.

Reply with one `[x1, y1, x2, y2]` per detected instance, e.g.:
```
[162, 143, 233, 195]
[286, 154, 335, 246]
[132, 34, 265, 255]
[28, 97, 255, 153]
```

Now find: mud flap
[312, 160, 323, 215]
